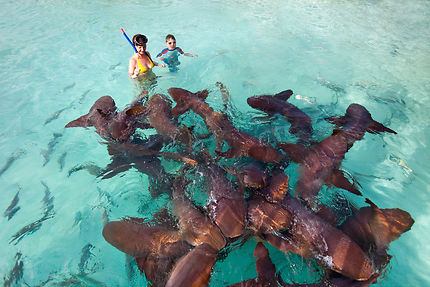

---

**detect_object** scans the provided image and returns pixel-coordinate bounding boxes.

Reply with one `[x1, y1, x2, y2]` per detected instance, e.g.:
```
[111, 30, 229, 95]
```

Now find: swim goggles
[134, 40, 147, 46]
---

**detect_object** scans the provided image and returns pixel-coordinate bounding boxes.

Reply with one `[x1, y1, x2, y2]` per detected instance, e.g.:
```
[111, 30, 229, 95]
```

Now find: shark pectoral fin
[367, 120, 397, 134]
[65, 114, 90, 128]
[99, 164, 133, 179]
[171, 104, 191, 117]
[330, 169, 362, 196]
[273, 89, 293, 101]
[125, 106, 147, 117]
[276, 142, 307, 163]
[325, 115, 346, 127]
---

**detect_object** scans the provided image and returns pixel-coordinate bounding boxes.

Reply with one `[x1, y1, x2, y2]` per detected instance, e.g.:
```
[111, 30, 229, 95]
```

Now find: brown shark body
[247, 89, 313, 141]
[168, 87, 282, 163]
[267, 195, 377, 281]
[126, 93, 192, 145]
[65, 96, 145, 141]
[278, 103, 396, 205]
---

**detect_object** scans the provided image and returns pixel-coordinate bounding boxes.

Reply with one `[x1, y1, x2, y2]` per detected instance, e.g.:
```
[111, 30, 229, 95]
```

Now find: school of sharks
[61, 82, 414, 286]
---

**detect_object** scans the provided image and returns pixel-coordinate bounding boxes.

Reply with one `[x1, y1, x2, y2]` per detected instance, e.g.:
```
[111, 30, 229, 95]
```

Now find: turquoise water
[1, 0, 430, 286]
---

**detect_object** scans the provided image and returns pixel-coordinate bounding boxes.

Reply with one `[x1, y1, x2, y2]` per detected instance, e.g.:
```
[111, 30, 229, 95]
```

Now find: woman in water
[128, 34, 165, 78]
[128, 34, 165, 96]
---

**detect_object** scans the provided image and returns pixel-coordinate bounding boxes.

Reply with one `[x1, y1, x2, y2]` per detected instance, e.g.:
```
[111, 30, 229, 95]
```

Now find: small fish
[3, 252, 24, 287]
[41, 181, 55, 219]
[78, 89, 91, 104]
[317, 76, 346, 95]
[44, 107, 69, 125]
[353, 81, 376, 89]
[60, 82, 76, 93]
[41, 133, 63, 167]
[36, 273, 107, 287]
[73, 211, 83, 227]
[10, 183, 55, 244]
[0, 149, 25, 177]
[4, 188, 21, 220]
[9, 217, 45, 244]
[68, 163, 102, 177]
[57, 152, 67, 171]
[390, 154, 413, 175]
[108, 62, 121, 70]
[78, 243, 95, 275]
[101, 208, 109, 226]
[354, 172, 394, 182]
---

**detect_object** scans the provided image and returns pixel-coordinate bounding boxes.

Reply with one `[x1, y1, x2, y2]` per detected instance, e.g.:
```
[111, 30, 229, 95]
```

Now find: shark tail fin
[65, 114, 91, 128]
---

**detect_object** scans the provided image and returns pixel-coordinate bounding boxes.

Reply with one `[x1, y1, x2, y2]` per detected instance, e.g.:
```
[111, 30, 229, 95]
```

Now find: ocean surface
[1, 0, 429, 286]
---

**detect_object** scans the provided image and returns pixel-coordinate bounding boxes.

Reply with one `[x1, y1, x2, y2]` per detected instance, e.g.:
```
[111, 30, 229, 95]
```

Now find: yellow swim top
[136, 53, 154, 73]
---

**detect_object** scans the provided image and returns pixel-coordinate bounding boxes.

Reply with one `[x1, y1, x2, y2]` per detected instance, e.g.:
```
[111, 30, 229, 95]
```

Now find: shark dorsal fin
[195, 89, 209, 100]
[274, 89, 293, 101]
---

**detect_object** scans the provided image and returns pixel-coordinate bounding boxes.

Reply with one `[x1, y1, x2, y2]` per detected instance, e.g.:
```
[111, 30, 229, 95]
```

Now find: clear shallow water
[1, 0, 429, 286]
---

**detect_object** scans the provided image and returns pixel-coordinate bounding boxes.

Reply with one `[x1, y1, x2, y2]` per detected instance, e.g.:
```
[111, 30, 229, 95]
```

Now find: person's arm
[184, 52, 197, 57]
[178, 47, 197, 57]
[128, 56, 137, 78]
[148, 52, 166, 68]
[154, 61, 166, 68]
[156, 49, 166, 62]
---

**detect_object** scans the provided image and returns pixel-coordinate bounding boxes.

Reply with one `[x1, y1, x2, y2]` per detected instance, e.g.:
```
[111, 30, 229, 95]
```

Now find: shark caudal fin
[273, 89, 294, 101]
[253, 242, 278, 284]
[367, 120, 397, 134]
[65, 114, 91, 128]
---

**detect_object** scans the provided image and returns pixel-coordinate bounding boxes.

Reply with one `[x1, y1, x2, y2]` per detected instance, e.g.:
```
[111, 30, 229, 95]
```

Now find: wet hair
[132, 34, 148, 46]
[165, 34, 176, 41]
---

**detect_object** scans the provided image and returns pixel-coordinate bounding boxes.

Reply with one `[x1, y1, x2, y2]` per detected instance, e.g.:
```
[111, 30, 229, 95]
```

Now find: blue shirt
[156, 47, 184, 65]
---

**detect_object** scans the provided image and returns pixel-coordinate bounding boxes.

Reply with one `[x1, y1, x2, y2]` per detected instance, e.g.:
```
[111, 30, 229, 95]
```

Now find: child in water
[156, 34, 197, 72]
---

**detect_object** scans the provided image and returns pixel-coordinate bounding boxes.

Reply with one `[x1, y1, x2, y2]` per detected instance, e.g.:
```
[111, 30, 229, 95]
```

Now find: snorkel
[121, 28, 138, 53]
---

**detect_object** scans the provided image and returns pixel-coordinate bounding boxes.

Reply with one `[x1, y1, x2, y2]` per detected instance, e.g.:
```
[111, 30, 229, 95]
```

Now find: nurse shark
[168, 87, 282, 163]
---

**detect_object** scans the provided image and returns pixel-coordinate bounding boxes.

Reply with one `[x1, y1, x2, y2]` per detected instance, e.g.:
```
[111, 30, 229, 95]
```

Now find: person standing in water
[128, 34, 165, 79]
[156, 34, 197, 72]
